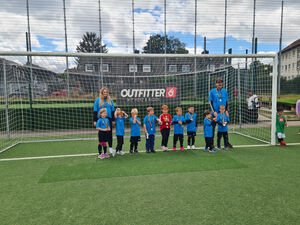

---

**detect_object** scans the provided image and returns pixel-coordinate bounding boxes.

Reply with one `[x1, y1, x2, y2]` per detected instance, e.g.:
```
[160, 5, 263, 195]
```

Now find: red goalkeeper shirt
[159, 114, 172, 131]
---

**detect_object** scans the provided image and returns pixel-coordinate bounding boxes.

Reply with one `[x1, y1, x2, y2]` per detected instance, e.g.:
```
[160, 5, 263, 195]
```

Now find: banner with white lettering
[116, 83, 181, 105]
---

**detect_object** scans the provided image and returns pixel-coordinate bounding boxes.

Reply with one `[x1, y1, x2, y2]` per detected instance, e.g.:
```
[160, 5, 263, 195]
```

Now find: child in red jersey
[159, 105, 172, 151]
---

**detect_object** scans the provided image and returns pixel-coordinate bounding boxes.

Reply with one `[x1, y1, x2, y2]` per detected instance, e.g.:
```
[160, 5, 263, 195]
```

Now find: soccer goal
[0, 51, 278, 152]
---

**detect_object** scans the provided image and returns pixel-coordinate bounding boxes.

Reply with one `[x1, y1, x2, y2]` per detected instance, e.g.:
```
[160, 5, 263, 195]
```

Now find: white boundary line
[2, 143, 300, 162]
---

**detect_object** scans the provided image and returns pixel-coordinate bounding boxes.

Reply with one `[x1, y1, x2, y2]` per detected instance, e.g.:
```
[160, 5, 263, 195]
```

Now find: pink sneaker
[104, 153, 110, 158]
[98, 154, 105, 159]
[180, 147, 184, 151]
[172, 147, 176, 151]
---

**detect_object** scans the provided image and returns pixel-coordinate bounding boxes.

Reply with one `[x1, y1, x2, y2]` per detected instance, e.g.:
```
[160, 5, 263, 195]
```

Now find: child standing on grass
[216, 105, 231, 150]
[185, 105, 197, 150]
[144, 107, 162, 153]
[172, 107, 185, 151]
[114, 108, 128, 157]
[159, 105, 172, 151]
[276, 107, 288, 146]
[130, 108, 141, 155]
[96, 108, 110, 159]
[203, 110, 217, 153]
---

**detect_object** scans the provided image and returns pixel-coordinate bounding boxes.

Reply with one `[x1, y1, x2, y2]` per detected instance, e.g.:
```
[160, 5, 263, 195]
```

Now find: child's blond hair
[131, 108, 138, 115]
[99, 108, 107, 117]
[116, 108, 124, 117]
[175, 107, 182, 113]
[147, 107, 154, 113]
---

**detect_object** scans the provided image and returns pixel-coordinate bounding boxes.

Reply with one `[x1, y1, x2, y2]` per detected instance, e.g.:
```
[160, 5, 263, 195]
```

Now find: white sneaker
[119, 151, 125, 156]
[112, 150, 116, 157]
[187, 145, 191, 150]
[192, 145, 196, 149]
[109, 148, 113, 154]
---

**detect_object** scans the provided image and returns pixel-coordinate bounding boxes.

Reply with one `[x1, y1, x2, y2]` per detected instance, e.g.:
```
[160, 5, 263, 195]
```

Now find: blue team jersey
[93, 97, 115, 119]
[203, 118, 214, 138]
[144, 115, 158, 135]
[209, 88, 228, 114]
[185, 113, 197, 132]
[172, 115, 185, 134]
[116, 117, 126, 136]
[130, 117, 141, 137]
[216, 113, 230, 132]
[96, 118, 110, 130]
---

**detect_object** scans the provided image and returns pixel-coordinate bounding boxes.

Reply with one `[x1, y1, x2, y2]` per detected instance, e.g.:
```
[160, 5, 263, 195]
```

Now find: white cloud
[0, 0, 299, 72]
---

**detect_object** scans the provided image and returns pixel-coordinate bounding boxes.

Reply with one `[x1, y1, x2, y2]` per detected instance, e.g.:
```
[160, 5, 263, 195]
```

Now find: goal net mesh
[0, 54, 274, 151]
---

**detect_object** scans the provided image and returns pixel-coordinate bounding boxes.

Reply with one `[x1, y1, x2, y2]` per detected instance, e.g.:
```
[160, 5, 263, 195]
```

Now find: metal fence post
[238, 63, 242, 130]
[3, 61, 10, 140]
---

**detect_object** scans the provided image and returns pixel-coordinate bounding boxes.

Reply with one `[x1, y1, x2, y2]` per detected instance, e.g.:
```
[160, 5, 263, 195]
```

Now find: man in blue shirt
[209, 78, 232, 148]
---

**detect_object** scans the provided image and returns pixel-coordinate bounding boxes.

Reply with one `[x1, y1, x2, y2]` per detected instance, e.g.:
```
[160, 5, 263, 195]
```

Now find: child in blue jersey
[143, 107, 162, 153]
[185, 105, 197, 150]
[172, 107, 186, 151]
[130, 108, 141, 155]
[203, 110, 217, 152]
[96, 108, 110, 159]
[113, 108, 128, 157]
[216, 105, 231, 150]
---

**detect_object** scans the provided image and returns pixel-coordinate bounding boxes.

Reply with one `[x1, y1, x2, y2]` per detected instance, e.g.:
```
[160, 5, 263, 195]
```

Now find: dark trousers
[161, 128, 170, 147]
[107, 117, 113, 148]
[173, 134, 184, 147]
[187, 132, 196, 145]
[217, 132, 229, 148]
[146, 134, 155, 151]
[248, 109, 258, 123]
[205, 137, 214, 149]
[116, 135, 124, 152]
[130, 136, 140, 153]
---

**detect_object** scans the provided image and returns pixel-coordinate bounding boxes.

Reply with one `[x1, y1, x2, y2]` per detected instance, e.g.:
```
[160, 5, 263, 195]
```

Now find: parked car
[51, 88, 82, 97]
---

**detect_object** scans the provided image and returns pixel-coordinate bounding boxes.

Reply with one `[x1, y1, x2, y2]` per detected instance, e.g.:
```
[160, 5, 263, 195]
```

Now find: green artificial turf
[1, 145, 300, 224]
[0, 126, 300, 224]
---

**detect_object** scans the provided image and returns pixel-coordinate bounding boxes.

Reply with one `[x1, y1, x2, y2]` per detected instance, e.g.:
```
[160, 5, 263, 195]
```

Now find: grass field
[0, 128, 300, 224]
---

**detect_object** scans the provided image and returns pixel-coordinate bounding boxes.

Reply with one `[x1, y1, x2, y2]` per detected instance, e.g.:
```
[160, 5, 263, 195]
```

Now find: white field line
[1, 143, 300, 162]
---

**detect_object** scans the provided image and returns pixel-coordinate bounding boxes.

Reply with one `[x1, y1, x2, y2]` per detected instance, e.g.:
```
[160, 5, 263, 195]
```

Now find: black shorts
[187, 132, 196, 137]
[98, 131, 108, 142]
[130, 136, 141, 143]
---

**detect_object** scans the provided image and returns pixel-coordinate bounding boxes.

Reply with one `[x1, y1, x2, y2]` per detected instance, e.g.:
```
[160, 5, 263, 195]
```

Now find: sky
[0, 0, 300, 71]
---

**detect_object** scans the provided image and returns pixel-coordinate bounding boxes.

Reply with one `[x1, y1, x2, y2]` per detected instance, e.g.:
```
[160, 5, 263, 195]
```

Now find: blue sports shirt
[116, 117, 126, 136]
[144, 115, 158, 135]
[172, 115, 185, 134]
[209, 88, 228, 114]
[93, 97, 115, 119]
[216, 113, 230, 132]
[203, 118, 214, 138]
[96, 118, 110, 130]
[130, 117, 141, 137]
[185, 113, 197, 132]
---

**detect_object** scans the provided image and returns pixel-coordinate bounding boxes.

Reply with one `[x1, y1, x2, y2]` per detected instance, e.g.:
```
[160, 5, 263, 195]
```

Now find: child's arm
[96, 127, 107, 131]
[123, 111, 129, 118]
[143, 124, 148, 134]
[136, 118, 141, 125]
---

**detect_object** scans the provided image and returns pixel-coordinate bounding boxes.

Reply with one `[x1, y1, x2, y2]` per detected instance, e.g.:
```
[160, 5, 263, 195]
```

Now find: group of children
[96, 104, 232, 159]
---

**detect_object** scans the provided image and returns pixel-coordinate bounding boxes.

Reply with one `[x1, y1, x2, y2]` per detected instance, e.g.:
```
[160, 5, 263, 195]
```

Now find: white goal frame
[0, 51, 278, 152]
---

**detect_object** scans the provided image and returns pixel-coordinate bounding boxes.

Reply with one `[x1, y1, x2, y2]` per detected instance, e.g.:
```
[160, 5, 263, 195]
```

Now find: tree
[142, 34, 188, 54]
[76, 32, 108, 53]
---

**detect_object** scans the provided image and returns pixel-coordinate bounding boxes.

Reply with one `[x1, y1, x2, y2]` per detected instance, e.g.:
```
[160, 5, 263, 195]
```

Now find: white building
[280, 39, 300, 80]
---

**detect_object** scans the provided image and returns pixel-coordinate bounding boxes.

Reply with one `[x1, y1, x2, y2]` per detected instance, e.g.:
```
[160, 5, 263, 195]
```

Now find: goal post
[0, 51, 278, 152]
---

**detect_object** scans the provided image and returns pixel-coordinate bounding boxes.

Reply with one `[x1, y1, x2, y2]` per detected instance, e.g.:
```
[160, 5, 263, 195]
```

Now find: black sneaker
[134, 150, 139, 155]
[151, 150, 156, 153]
[130, 151, 134, 155]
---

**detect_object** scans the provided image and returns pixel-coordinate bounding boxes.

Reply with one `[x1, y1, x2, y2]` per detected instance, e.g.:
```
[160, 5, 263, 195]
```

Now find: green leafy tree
[143, 34, 188, 54]
[76, 32, 108, 53]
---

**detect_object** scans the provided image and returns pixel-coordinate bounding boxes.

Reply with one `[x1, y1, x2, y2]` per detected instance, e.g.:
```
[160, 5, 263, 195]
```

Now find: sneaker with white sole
[187, 145, 191, 150]
[109, 148, 113, 154]
[104, 153, 110, 158]
[119, 151, 125, 155]
[112, 150, 116, 157]
[191, 145, 196, 150]
[98, 154, 105, 159]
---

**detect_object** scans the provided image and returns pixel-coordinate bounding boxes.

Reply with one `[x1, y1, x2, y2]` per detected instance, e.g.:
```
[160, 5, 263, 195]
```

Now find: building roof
[281, 39, 300, 53]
